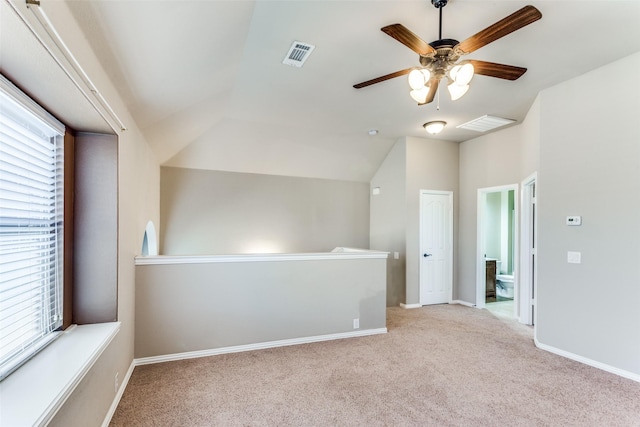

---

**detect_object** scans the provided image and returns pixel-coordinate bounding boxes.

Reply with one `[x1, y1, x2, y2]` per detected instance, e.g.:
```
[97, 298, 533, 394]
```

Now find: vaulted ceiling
[4, 1, 640, 182]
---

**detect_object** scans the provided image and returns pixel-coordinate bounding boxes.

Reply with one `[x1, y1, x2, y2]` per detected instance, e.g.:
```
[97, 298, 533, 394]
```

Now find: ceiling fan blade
[419, 78, 439, 105]
[468, 60, 527, 80]
[381, 24, 436, 56]
[353, 68, 413, 89]
[455, 5, 542, 54]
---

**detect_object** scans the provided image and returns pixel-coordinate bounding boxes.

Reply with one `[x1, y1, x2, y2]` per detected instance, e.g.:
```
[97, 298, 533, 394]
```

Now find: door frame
[475, 184, 519, 312]
[519, 173, 537, 325]
[419, 190, 454, 305]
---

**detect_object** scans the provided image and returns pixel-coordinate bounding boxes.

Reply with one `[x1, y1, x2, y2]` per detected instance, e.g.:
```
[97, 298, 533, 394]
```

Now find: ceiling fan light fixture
[353, 5, 542, 110]
[410, 86, 429, 104]
[449, 65, 460, 80]
[408, 69, 431, 90]
[451, 62, 474, 86]
[423, 120, 447, 135]
[447, 81, 469, 101]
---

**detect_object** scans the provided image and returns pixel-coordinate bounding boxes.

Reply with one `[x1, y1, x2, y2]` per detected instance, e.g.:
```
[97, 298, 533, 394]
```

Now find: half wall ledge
[134, 248, 388, 360]
[134, 247, 389, 265]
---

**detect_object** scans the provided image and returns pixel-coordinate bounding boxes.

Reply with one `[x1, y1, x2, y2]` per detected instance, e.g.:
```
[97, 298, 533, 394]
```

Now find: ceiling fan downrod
[431, 0, 448, 40]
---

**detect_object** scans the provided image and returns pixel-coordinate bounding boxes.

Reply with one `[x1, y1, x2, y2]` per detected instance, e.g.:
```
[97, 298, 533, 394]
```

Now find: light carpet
[110, 305, 640, 426]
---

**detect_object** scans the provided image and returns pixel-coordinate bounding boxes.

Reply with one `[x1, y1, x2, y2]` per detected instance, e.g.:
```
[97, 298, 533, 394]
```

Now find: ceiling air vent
[282, 41, 315, 68]
[456, 115, 516, 132]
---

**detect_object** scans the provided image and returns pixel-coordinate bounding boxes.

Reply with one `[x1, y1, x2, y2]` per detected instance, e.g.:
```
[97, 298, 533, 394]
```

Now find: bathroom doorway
[476, 184, 519, 320]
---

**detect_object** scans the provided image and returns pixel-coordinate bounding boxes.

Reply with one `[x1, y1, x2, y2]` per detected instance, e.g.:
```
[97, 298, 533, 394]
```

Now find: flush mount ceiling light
[423, 120, 447, 135]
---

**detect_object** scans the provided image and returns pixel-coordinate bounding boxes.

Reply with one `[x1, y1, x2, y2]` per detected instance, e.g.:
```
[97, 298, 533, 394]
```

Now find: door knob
[423, 253, 432, 257]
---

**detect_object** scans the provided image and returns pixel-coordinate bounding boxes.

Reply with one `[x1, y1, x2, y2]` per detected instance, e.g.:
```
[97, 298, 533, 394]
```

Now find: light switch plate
[567, 251, 581, 264]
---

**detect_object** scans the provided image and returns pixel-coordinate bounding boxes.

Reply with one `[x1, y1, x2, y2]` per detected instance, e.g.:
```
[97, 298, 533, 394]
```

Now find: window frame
[0, 74, 73, 380]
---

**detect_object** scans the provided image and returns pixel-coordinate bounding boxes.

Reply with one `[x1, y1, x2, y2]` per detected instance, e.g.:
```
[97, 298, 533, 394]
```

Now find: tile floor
[485, 297, 515, 318]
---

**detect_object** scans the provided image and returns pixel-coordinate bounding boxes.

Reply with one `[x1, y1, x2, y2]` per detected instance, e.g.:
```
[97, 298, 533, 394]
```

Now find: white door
[420, 191, 452, 305]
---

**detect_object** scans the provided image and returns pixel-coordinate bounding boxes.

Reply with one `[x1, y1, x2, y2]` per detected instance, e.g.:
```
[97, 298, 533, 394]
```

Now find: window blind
[0, 78, 65, 381]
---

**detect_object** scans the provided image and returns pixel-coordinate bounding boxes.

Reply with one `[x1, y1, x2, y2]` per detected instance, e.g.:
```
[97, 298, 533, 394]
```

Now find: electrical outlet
[115, 372, 119, 393]
[353, 318, 359, 329]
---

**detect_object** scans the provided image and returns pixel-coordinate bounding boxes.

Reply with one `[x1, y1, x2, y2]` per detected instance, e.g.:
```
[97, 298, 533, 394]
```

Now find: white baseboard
[101, 359, 135, 427]
[451, 300, 475, 307]
[399, 303, 421, 309]
[134, 328, 388, 366]
[534, 337, 640, 383]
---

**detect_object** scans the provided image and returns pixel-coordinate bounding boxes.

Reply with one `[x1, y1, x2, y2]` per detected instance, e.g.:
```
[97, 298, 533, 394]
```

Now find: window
[0, 77, 66, 380]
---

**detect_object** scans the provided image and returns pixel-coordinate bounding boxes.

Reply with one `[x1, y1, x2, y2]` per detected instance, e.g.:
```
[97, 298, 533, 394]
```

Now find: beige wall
[369, 141, 407, 306]
[457, 98, 541, 303]
[161, 167, 370, 255]
[404, 137, 459, 304]
[135, 254, 387, 358]
[370, 137, 459, 306]
[7, 2, 640, 423]
[50, 117, 160, 427]
[74, 133, 118, 324]
[536, 52, 640, 376]
[1, 2, 163, 426]
[456, 51, 640, 378]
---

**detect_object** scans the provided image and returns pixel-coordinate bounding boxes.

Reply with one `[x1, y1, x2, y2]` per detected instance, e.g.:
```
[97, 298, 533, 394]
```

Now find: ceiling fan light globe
[449, 64, 461, 81]
[410, 87, 429, 103]
[455, 63, 474, 85]
[408, 69, 426, 90]
[408, 69, 431, 90]
[448, 82, 469, 101]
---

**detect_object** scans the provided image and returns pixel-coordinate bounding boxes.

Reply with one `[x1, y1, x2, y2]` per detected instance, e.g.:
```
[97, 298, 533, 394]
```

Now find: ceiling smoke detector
[456, 115, 516, 132]
[282, 41, 315, 68]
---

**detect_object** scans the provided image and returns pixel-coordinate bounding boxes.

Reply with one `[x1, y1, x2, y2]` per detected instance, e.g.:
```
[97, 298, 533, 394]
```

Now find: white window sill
[0, 322, 120, 427]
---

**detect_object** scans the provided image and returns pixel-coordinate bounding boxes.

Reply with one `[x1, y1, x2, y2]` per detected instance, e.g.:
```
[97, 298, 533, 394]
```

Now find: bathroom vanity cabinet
[486, 260, 496, 298]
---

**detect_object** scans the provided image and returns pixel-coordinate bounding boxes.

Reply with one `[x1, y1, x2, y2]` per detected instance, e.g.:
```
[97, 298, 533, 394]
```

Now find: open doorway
[519, 173, 537, 325]
[476, 185, 519, 320]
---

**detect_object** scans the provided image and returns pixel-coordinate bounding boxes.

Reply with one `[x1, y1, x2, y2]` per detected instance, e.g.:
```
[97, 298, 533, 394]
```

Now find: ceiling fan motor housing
[421, 39, 461, 78]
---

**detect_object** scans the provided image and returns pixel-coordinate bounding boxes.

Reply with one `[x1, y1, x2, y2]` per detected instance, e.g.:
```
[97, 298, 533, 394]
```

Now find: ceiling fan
[353, 1, 542, 105]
